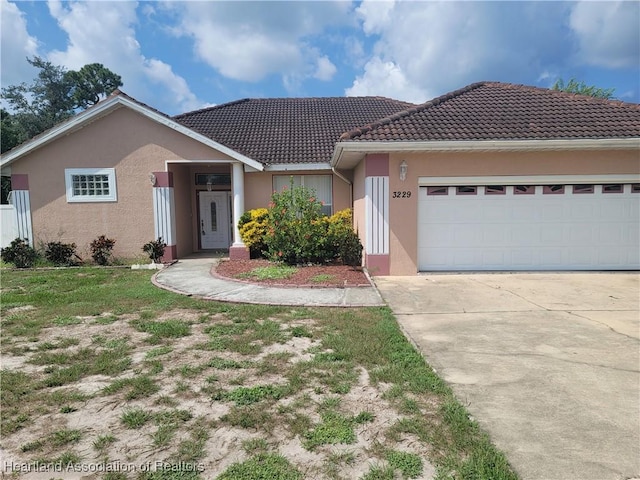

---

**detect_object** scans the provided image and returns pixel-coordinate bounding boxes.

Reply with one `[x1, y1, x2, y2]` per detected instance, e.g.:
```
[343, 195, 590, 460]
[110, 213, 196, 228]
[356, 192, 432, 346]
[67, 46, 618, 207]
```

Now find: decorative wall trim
[11, 174, 29, 190]
[152, 186, 176, 246]
[153, 171, 174, 188]
[365, 153, 390, 177]
[365, 254, 390, 276]
[419, 174, 640, 186]
[365, 176, 389, 255]
[10, 190, 33, 246]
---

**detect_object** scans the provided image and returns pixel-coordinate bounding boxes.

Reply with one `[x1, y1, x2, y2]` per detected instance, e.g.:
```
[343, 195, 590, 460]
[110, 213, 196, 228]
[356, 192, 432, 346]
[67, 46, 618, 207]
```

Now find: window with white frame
[273, 175, 332, 215]
[65, 168, 117, 202]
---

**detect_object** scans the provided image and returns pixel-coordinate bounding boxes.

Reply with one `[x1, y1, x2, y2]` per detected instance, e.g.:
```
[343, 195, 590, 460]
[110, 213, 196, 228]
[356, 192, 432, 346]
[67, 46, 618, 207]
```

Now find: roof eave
[331, 138, 640, 169]
[0, 95, 264, 172]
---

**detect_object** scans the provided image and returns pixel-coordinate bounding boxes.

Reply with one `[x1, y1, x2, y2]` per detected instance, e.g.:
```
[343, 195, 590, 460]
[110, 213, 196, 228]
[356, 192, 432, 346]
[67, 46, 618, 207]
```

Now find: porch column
[151, 172, 178, 262]
[364, 154, 390, 275]
[10, 174, 34, 246]
[229, 162, 250, 260]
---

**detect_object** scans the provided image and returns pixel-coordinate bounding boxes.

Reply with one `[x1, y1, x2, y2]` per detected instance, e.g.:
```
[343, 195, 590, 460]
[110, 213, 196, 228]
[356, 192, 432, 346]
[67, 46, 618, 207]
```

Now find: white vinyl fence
[1, 205, 18, 248]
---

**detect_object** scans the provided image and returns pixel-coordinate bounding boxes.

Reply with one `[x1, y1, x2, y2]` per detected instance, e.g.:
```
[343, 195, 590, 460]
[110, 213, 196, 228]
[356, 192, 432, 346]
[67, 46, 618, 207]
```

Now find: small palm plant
[142, 237, 167, 263]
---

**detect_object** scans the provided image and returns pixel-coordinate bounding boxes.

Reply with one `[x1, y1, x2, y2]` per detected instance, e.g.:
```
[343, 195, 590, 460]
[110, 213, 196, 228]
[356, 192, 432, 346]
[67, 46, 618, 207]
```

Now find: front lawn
[0, 268, 518, 480]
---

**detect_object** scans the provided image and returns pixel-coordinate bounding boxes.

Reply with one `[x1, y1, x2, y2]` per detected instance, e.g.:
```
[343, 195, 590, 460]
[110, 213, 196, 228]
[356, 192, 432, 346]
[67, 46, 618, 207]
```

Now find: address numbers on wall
[392, 191, 412, 198]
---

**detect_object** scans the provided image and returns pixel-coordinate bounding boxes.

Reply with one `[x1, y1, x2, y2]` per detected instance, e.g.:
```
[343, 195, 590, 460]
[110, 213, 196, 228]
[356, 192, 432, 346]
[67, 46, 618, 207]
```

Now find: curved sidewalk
[153, 257, 386, 307]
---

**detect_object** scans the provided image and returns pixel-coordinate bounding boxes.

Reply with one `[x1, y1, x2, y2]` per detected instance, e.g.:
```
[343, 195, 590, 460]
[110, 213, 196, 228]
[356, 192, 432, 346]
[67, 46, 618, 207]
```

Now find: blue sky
[2, 0, 638, 116]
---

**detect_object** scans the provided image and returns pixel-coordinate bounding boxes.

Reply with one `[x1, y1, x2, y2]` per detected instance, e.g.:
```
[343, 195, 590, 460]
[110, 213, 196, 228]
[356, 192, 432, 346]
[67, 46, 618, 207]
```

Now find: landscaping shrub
[237, 183, 363, 267]
[266, 182, 330, 265]
[1, 238, 38, 268]
[90, 235, 116, 266]
[325, 209, 363, 266]
[142, 237, 166, 263]
[44, 241, 78, 266]
[238, 208, 269, 259]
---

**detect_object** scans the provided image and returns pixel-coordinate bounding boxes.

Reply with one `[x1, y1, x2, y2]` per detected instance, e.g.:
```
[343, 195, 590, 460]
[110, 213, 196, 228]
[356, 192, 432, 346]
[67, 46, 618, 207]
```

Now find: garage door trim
[418, 174, 639, 186]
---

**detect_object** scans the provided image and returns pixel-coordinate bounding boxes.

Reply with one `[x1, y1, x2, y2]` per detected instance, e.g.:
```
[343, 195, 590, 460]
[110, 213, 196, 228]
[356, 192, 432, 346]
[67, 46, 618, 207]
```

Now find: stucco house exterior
[1, 81, 639, 275]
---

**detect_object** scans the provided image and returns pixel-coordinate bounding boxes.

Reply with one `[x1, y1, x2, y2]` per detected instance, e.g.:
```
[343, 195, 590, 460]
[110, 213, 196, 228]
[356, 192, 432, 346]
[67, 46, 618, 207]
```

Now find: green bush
[90, 235, 116, 266]
[1, 238, 38, 268]
[142, 237, 166, 263]
[266, 182, 330, 265]
[237, 183, 363, 266]
[325, 209, 363, 266]
[44, 241, 78, 266]
[238, 208, 269, 259]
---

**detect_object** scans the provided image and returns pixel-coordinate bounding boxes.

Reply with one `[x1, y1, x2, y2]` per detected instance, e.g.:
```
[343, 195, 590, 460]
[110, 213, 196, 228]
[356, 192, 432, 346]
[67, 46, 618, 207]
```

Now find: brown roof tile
[340, 82, 640, 142]
[173, 97, 414, 165]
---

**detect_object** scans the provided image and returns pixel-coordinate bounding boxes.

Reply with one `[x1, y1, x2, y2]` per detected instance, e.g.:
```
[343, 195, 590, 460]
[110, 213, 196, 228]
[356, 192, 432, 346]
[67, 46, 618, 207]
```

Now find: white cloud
[314, 56, 337, 81]
[569, 1, 639, 68]
[44, 0, 202, 114]
[345, 1, 617, 101]
[144, 59, 201, 112]
[346, 57, 427, 102]
[0, 0, 39, 88]
[171, 2, 351, 85]
[357, 0, 396, 35]
[343, 36, 367, 68]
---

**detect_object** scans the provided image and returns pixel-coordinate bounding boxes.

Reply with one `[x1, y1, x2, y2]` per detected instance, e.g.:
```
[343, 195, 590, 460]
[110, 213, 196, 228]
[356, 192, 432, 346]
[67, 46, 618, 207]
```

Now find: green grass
[121, 407, 151, 429]
[0, 267, 518, 480]
[93, 433, 116, 452]
[217, 453, 302, 480]
[131, 318, 191, 343]
[386, 450, 423, 478]
[303, 411, 356, 450]
[238, 265, 298, 281]
[223, 384, 288, 406]
[104, 375, 160, 400]
[311, 274, 336, 283]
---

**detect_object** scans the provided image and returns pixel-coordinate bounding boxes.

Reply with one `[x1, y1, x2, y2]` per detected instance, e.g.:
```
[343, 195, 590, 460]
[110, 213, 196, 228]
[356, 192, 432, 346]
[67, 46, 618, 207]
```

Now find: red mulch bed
[213, 259, 371, 288]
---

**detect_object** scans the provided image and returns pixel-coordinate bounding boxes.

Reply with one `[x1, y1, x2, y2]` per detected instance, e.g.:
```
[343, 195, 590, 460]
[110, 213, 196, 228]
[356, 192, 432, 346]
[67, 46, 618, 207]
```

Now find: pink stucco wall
[10, 106, 357, 261]
[10, 107, 235, 260]
[353, 148, 640, 275]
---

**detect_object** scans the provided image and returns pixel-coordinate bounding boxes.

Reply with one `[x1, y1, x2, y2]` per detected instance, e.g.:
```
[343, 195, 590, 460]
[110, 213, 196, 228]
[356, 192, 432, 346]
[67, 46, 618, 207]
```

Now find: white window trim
[65, 168, 117, 203]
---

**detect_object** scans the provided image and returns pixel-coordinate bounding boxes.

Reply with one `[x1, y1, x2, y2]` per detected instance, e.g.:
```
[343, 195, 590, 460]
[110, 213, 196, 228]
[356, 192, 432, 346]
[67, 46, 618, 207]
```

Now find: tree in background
[1, 57, 122, 153]
[552, 78, 615, 99]
[67, 63, 123, 109]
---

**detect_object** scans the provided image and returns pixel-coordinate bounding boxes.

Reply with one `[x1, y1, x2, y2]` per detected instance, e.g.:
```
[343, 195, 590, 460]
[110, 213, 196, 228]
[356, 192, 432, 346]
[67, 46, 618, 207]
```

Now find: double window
[65, 168, 117, 202]
[273, 175, 332, 215]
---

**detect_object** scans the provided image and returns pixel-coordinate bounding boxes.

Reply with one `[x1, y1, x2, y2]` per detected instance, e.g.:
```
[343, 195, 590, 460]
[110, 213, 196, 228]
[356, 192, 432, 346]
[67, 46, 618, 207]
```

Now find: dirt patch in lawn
[1, 307, 437, 480]
[214, 259, 372, 288]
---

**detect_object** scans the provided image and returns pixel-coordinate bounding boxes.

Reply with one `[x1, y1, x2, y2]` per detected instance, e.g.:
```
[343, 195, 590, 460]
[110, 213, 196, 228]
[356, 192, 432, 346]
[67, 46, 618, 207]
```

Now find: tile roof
[173, 97, 415, 165]
[340, 82, 640, 142]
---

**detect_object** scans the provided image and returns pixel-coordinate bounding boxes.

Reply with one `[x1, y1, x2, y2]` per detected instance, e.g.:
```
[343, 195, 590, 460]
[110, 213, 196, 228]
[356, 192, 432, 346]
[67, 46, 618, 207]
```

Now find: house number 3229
[392, 191, 412, 198]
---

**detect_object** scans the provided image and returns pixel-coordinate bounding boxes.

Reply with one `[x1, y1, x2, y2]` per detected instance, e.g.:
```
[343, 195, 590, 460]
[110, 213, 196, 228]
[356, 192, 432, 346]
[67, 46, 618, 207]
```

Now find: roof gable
[340, 82, 640, 142]
[0, 90, 264, 171]
[173, 97, 415, 166]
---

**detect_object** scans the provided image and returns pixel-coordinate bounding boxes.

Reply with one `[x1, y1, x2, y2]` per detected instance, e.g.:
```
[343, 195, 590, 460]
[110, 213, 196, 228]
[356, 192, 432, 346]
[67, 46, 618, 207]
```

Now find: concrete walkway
[375, 273, 640, 480]
[153, 257, 385, 307]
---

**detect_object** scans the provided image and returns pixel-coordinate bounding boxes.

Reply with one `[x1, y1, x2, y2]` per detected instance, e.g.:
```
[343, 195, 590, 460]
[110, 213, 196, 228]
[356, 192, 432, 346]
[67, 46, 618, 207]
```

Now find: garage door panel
[538, 248, 564, 267]
[418, 184, 640, 271]
[482, 226, 508, 244]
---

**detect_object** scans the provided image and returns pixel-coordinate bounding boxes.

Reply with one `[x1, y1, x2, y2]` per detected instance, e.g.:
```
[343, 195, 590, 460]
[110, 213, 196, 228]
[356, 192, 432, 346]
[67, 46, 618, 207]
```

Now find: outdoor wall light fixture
[399, 160, 408, 181]
[148, 173, 157, 186]
[206, 179, 213, 191]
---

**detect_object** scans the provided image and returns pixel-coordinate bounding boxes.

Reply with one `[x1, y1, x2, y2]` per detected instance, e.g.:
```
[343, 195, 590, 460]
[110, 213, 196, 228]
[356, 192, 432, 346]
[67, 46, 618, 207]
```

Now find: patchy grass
[311, 273, 336, 283]
[217, 453, 302, 480]
[0, 267, 518, 480]
[238, 264, 298, 281]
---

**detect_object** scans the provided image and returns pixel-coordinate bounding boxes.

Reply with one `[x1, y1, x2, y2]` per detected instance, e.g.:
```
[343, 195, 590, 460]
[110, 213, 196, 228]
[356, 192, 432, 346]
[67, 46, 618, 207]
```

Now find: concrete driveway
[374, 273, 640, 480]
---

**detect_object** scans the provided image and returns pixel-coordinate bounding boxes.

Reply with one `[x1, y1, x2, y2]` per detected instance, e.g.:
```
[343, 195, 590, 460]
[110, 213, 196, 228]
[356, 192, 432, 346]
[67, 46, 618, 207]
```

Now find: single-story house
[1, 81, 638, 275]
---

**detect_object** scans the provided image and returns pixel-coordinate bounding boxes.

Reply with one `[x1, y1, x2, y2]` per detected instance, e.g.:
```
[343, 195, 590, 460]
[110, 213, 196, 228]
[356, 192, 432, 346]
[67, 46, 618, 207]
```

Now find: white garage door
[418, 183, 640, 271]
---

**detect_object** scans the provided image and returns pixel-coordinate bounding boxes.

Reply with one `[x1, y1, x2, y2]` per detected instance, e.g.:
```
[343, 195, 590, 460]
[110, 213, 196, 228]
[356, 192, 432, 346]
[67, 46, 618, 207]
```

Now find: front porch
[152, 161, 249, 262]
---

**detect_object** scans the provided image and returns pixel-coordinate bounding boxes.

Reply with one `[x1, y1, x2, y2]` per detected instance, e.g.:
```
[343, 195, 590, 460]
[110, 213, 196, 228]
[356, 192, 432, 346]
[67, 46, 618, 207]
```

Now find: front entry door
[199, 191, 230, 249]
